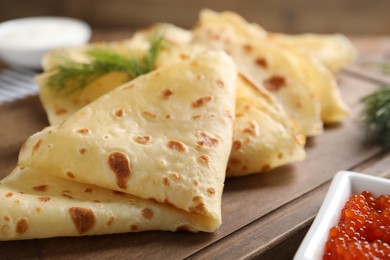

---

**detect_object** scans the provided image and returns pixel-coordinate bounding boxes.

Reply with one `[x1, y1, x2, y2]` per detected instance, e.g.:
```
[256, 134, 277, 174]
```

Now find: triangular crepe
[227, 75, 305, 176]
[156, 46, 306, 176]
[0, 50, 237, 240]
[192, 10, 349, 134]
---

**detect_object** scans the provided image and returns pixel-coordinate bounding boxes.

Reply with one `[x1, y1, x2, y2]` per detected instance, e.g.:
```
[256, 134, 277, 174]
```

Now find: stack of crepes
[0, 10, 356, 240]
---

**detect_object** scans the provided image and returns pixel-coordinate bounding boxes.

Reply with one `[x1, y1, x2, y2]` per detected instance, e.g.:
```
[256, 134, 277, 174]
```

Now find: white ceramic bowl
[294, 171, 390, 260]
[0, 16, 91, 69]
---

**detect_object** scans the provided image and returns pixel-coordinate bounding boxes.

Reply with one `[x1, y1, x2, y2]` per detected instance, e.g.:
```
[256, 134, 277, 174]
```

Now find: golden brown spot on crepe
[262, 164, 271, 172]
[106, 216, 115, 226]
[244, 136, 252, 143]
[169, 172, 181, 181]
[164, 114, 172, 119]
[161, 89, 173, 99]
[32, 184, 48, 192]
[193, 179, 199, 187]
[14, 199, 20, 205]
[79, 148, 87, 155]
[93, 200, 101, 203]
[243, 43, 253, 52]
[207, 187, 216, 196]
[192, 114, 201, 120]
[55, 108, 67, 115]
[197, 154, 210, 167]
[16, 218, 29, 234]
[3, 216, 10, 222]
[5, 192, 13, 198]
[232, 140, 242, 150]
[167, 140, 187, 153]
[108, 151, 132, 190]
[35, 207, 41, 213]
[113, 108, 124, 117]
[255, 57, 268, 68]
[162, 176, 170, 187]
[62, 193, 73, 199]
[131, 225, 138, 231]
[77, 128, 90, 135]
[134, 135, 151, 144]
[192, 96, 213, 108]
[142, 208, 154, 220]
[243, 121, 258, 136]
[216, 79, 225, 88]
[179, 53, 189, 60]
[142, 111, 156, 119]
[196, 74, 205, 80]
[196, 131, 219, 148]
[264, 75, 286, 92]
[228, 158, 241, 166]
[38, 196, 51, 202]
[189, 196, 206, 215]
[84, 188, 93, 193]
[67, 171, 75, 179]
[278, 152, 284, 159]
[32, 139, 42, 154]
[71, 98, 80, 105]
[296, 99, 303, 108]
[68, 207, 96, 234]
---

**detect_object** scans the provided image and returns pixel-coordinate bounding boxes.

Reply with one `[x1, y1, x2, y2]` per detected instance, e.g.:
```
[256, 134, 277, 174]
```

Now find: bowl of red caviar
[294, 171, 390, 260]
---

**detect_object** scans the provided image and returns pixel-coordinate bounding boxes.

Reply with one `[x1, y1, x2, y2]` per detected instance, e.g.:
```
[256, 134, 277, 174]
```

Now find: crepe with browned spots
[0, 51, 236, 240]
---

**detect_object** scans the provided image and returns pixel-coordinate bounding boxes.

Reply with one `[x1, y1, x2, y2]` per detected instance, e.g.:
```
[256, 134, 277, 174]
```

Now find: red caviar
[323, 191, 390, 260]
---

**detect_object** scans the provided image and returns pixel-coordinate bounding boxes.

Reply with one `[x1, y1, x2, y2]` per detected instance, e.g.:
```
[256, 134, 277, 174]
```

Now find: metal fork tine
[0, 68, 38, 105]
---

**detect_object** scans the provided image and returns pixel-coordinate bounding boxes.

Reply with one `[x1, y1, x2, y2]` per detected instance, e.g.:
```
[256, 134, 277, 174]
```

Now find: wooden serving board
[0, 35, 389, 259]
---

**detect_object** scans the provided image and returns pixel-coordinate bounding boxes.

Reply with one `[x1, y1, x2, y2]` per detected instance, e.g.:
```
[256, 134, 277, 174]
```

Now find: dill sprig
[48, 33, 164, 96]
[361, 86, 390, 150]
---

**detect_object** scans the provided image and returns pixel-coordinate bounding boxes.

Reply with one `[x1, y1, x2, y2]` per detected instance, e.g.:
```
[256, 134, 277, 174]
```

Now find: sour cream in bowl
[0, 17, 91, 69]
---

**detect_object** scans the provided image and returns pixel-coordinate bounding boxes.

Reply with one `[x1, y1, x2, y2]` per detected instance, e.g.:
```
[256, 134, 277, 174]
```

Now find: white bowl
[0, 17, 91, 69]
[294, 170, 390, 260]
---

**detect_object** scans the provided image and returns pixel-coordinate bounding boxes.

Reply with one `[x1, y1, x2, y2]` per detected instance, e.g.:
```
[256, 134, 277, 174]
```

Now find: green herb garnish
[361, 86, 390, 150]
[48, 33, 164, 96]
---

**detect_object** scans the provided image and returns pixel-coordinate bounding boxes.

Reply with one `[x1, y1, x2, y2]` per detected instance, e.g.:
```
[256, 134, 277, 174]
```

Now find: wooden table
[0, 33, 389, 259]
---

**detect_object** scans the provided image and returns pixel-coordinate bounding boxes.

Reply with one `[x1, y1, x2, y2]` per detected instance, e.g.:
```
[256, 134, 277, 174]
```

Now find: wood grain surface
[0, 35, 389, 259]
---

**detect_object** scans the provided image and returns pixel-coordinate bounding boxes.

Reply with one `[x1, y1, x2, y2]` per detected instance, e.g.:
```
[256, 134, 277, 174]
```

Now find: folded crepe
[271, 33, 357, 73]
[227, 75, 305, 176]
[192, 9, 349, 134]
[156, 46, 307, 176]
[0, 50, 237, 240]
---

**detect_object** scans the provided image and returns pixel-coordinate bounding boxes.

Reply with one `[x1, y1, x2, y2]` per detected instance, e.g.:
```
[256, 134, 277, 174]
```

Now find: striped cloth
[0, 68, 38, 105]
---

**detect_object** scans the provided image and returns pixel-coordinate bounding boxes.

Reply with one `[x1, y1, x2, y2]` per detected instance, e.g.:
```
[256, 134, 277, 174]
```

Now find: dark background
[1, 0, 390, 34]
